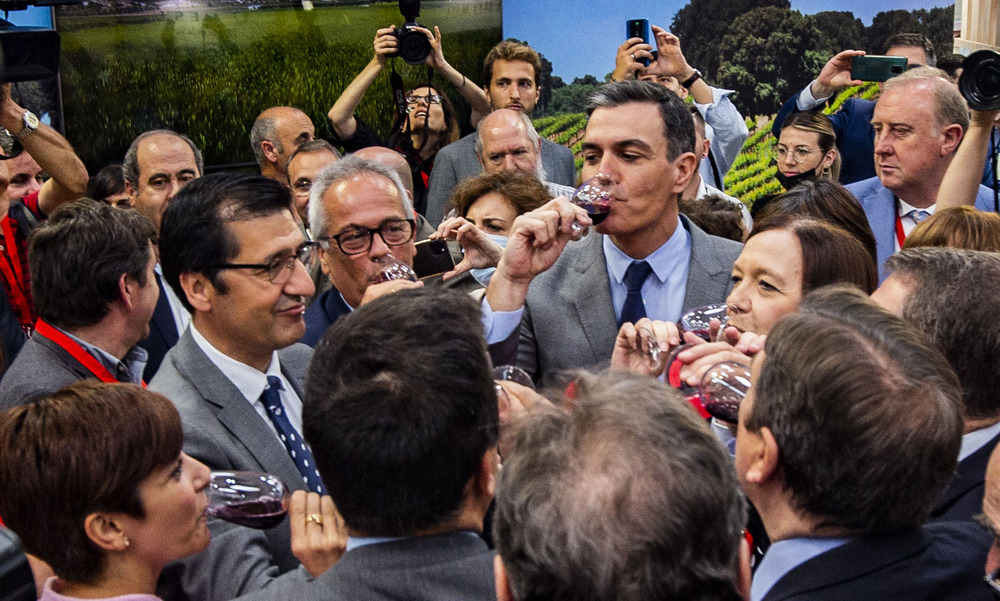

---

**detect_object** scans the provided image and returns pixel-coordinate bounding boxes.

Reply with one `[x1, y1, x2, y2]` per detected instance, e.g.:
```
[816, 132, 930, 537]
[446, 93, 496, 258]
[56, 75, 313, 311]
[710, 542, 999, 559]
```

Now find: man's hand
[373, 26, 397, 66]
[497, 380, 554, 458]
[359, 278, 423, 305]
[289, 491, 347, 578]
[612, 37, 654, 82]
[611, 318, 681, 377]
[651, 27, 693, 79]
[432, 216, 503, 279]
[811, 50, 866, 99]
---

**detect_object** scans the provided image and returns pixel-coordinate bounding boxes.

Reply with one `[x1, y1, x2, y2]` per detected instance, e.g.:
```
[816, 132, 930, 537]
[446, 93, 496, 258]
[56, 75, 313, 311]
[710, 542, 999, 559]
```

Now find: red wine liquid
[209, 496, 287, 529]
[589, 211, 609, 225]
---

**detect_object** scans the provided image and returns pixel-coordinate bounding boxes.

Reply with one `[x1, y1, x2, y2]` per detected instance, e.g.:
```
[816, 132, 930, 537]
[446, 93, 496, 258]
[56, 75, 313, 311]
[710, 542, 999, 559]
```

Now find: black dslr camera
[958, 50, 1000, 111]
[391, 0, 431, 66]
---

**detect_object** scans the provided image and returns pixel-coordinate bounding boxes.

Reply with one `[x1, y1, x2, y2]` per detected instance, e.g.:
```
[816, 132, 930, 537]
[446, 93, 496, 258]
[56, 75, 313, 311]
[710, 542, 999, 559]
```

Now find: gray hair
[123, 129, 204, 190]
[249, 115, 278, 168]
[286, 139, 342, 182]
[494, 370, 747, 601]
[586, 80, 696, 160]
[308, 154, 414, 239]
[882, 66, 969, 133]
[475, 111, 546, 182]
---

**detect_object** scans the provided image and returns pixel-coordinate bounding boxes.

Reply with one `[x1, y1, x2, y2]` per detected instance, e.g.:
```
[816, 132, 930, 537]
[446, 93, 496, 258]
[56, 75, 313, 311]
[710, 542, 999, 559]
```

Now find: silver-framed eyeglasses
[405, 93, 443, 105]
[319, 219, 416, 256]
[213, 242, 315, 285]
[774, 145, 819, 163]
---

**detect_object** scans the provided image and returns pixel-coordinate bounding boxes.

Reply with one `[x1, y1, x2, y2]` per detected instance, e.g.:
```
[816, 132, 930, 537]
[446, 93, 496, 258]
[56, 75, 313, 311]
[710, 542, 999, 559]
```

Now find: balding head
[353, 147, 415, 200]
[475, 109, 544, 180]
[251, 106, 315, 179]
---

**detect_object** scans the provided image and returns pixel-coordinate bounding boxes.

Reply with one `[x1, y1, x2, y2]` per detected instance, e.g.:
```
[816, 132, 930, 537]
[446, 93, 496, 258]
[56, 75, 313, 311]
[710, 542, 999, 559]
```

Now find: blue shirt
[751, 537, 851, 601]
[603, 217, 692, 324]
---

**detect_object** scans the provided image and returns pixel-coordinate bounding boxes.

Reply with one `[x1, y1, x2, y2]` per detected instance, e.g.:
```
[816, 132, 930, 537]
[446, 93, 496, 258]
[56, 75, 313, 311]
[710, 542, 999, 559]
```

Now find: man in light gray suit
[425, 40, 575, 225]
[151, 174, 341, 601]
[494, 80, 741, 385]
[235, 286, 498, 601]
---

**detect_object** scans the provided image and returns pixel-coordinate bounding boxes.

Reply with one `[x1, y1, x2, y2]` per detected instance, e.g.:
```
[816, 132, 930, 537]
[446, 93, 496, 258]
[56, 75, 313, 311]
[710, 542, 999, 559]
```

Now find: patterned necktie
[907, 209, 931, 224]
[260, 376, 325, 494]
[620, 260, 653, 326]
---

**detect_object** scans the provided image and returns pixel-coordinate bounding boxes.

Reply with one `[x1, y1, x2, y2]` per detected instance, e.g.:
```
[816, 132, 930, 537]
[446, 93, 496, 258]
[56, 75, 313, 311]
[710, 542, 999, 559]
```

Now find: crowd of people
[1, 17, 1000, 601]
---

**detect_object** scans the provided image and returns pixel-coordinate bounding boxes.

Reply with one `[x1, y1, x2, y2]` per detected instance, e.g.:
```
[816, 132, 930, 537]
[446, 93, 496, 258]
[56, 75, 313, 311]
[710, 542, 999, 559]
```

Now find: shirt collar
[57, 325, 147, 385]
[897, 197, 935, 218]
[189, 323, 284, 403]
[750, 536, 852, 601]
[604, 216, 691, 286]
[960, 421, 1000, 462]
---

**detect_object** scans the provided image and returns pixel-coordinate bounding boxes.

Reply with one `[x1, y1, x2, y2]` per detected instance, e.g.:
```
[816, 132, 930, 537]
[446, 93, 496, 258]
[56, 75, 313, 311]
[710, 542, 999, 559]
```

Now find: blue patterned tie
[908, 210, 931, 224]
[620, 260, 653, 326]
[260, 376, 325, 494]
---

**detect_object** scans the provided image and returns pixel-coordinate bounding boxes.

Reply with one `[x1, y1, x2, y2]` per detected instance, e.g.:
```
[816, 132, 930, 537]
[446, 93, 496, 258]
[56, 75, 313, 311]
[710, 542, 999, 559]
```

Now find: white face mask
[470, 234, 508, 286]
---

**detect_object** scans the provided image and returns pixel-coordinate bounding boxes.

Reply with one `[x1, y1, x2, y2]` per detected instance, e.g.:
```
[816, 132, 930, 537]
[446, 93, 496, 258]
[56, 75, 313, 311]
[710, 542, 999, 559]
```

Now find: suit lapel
[173, 333, 306, 492]
[566, 235, 618, 365]
[151, 278, 180, 347]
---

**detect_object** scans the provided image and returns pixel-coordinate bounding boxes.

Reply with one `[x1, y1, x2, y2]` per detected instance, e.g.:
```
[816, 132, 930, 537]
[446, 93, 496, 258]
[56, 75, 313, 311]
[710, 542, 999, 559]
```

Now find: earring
[122, 537, 130, 550]
[822, 165, 831, 176]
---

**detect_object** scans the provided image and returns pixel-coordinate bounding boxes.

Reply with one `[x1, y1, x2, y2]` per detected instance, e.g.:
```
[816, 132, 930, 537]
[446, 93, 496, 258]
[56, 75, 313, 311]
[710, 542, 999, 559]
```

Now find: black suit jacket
[761, 522, 992, 601]
[233, 532, 495, 601]
[930, 432, 1000, 524]
[301, 287, 351, 347]
[137, 278, 180, 382]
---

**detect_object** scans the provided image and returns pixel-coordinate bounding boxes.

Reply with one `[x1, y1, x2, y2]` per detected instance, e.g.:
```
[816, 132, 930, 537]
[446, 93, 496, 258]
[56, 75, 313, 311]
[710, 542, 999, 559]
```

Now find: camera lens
[959, 50, 1000, 111]
[396, 28, 431, 65]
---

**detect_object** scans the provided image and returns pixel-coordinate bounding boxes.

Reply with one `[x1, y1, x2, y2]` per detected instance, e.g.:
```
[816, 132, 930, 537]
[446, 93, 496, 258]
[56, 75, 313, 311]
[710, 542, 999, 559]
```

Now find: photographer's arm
[650, 27, 713, 104]
[419, 26, 490, 126]
[327, 27, 397, 140]
[937, 109, 1000, 209]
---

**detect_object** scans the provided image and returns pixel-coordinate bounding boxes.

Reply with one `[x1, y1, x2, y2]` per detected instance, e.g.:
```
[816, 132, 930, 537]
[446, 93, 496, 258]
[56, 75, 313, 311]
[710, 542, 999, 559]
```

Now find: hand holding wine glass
[611, 318, 680, 377]
[289, 490, 347, 577]
[569, 173, 613, 237]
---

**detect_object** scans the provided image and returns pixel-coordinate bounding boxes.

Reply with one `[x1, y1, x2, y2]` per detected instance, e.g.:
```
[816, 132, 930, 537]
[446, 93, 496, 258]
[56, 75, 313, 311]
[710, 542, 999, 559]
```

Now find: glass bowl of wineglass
[569, 173, 613, 237]
[206, 471, 290, 529]
[698, 361, 752, 423]
[374, 253, 417, 283]
[678, 303, 729, 342]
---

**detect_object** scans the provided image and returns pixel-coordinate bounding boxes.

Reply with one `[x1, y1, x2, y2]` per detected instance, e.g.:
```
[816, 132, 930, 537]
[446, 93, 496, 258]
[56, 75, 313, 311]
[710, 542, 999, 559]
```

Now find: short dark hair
[159, 173, 294, 313]
[755, 179, 878, 265]
[748, 214, 878, 294]
[0, 381, 183, 583]
[29, 199, 155, 328]
[122, 129, 204, 190]
[748, 286, 963, 531]
[936, 53, 965, 79]
[586, 80, 696, 160]
[884, 33, 936, 67]
[885, 248, 1000, 421]
[495, 371, 746, 601]
[450, 170, 552, 219]
[86, 164, 126, 202]
[285, 139, 341, 183]
[679, 194, 746, 242]
[303, 287, 498, 536]
[483, 40, 541, 89]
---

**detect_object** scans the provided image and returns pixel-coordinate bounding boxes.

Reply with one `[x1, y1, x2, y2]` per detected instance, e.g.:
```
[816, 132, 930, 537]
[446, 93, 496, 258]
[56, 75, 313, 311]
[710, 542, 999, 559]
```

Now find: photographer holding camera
[327, 3, 490, 216]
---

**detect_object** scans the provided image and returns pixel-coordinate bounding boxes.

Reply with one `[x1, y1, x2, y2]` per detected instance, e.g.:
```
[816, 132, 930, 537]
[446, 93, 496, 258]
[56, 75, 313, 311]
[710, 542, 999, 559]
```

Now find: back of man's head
[748, 286, 963, 532]
[495, 371, 747, 601]
[586, 80, 696, 160]
[159, 173, 294, 313]
[304, 287, 498, 536]
[884, 248, 1000, 422]
[29, 199, 155, 329]
[882, 66, 969, 134]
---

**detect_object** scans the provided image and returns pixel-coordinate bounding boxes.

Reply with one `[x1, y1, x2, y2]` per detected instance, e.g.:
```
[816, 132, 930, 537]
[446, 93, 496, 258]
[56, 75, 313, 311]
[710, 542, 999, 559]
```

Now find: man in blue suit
[845, 67, 996, 280]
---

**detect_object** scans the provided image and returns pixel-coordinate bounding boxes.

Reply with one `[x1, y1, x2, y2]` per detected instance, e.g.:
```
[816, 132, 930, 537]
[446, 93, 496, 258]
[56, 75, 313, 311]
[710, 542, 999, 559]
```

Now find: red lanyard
[895, 213, 906, 248]
[34, 319, 146, 387]
[0, 217, 33, 330]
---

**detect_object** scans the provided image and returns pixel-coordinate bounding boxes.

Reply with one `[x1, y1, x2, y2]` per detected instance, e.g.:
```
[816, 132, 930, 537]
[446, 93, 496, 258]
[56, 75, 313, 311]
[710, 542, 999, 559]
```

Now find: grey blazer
[232, 532, 496, 601]
[516, 215, 742, 385]
[151, 331, 313, 601]
[425, 131, 577, 226]
[0, 334, 98, 410]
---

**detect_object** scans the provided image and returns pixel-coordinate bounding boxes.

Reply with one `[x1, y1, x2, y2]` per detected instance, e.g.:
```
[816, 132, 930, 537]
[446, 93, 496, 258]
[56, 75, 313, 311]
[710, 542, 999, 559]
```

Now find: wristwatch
[13, 110, 39, 141]
[680, 69, 702, 89]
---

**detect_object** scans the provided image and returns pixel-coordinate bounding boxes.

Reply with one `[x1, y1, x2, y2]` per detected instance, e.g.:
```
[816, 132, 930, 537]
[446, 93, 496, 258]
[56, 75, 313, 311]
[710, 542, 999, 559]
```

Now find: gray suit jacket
[0, 334, 93, 410]
[151, 331, 314, 601]
[425, 131, 577, 226]
[515, 215, 742, 385]
[233, 532, 495, 601]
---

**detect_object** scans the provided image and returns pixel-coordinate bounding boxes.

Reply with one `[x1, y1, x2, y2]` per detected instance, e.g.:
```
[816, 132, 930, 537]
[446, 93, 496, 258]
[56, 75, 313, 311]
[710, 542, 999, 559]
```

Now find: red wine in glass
[699, 361, 752, 423]
[374, 253, 418, 283]
[206, 471, 290, 530]
[569, 174, 613, 236]
[678, 303, 729, 342]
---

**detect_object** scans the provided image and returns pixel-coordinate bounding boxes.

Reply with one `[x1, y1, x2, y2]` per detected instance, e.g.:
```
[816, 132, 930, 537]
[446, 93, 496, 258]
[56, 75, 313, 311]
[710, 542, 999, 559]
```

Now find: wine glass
[206, 471, 290, 530]
[569, 174, 613, 237]
[663, 343, 708, 416]
[635, 325, 667, 374]
[678, 303, 729, 342]
[374, 253, 417, 283]
[698, 361, 752, 423]
[493, 365, 535, 417]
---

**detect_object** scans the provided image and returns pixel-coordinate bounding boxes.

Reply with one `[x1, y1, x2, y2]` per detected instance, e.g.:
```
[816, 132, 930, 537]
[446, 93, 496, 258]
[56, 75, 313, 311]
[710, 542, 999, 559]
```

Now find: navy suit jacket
[773, 96, 876, 185]
[846, 177, 997, 281]
[930, 432, 1000, 524]
[302, 288, 352, 347]
[137, 277, 180, 382]
[761, 522, 992, 601]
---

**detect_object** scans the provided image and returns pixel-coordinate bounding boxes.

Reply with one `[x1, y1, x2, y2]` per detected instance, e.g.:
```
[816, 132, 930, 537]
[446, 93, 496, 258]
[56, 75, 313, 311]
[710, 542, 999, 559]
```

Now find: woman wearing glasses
[328, 25, 490, 216]
[774, 110, 840, 190]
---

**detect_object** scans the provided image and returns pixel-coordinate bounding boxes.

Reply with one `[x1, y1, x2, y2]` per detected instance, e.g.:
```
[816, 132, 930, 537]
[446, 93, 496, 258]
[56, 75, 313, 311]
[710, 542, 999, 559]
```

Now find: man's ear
[179, 271, 214, 313]
[84, 513, 130, 553]
[118, 273, 136, 310]
[261, 140, 280, 164]
[742, 426, 780, 485]
[670, 152, 699, 195]
[941, 123, 964, 156]
[125, 180, 136, 201]
[476, 448, 498, 501]
[494, 555, 516, 601]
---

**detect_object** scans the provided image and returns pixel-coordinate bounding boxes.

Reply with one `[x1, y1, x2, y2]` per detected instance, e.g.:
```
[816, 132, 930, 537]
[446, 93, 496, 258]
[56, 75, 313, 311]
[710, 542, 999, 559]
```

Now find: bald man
[251, 107, 316, 182]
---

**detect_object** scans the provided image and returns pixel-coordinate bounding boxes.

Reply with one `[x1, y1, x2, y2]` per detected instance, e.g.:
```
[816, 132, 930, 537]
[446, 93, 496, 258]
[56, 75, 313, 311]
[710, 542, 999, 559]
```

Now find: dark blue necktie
[260, 376, 325, 494]
[620, 260, 653, 326]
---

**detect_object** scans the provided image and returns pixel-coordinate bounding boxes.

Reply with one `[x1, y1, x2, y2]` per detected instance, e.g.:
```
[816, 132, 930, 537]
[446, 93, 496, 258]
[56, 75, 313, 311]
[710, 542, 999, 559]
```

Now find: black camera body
[391, 0, 431, 66]
[959, 50, 1000, 111]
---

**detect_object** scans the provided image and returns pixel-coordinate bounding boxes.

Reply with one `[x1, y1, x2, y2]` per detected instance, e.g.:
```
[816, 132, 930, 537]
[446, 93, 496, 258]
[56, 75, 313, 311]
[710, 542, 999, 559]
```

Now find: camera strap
[390, 60, 408, 122]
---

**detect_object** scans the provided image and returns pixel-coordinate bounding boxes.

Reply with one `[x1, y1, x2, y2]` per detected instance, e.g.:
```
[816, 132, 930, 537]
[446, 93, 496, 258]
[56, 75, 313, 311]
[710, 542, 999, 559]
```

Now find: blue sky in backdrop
[503, 0, 954, 81]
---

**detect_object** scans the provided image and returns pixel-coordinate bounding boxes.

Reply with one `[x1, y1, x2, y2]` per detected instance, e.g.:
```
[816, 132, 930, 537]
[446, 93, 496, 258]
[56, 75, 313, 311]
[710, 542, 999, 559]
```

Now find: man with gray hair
[250, 106, 315, 183]
[846, 66, 996, 280]
[872, 248, 1000, 524]
[474, 108, 575, 199]
[494, 371, 750, 601]
[123, 128, 204, 381]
